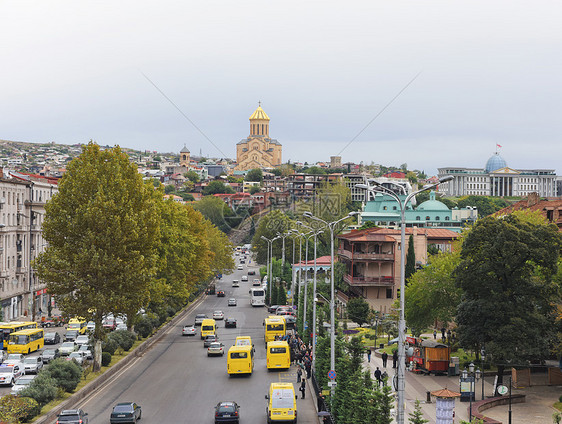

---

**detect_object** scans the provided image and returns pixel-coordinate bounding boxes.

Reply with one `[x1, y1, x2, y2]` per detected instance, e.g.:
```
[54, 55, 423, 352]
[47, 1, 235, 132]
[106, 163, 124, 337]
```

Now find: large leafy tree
[245, 168, 263, 182]
[346, 297, 370, 327]
[454, 213, 562, 387]
[35, 143, 160, 371]
[193, 196, 238, 233]
[202, 180, 234, 195]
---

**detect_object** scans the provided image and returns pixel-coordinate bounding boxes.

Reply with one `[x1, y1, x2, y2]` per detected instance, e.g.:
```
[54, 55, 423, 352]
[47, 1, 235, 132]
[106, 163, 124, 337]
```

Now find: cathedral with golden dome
[235, 104, 282, 171]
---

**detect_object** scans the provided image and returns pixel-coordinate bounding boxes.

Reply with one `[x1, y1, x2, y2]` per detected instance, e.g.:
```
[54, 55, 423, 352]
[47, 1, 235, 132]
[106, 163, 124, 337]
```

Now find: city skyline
[1, 1, 561, 176]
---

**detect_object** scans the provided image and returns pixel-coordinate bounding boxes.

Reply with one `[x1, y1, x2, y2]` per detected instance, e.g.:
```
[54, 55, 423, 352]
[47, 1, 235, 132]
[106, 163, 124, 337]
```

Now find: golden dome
[249, 105, 270, 121]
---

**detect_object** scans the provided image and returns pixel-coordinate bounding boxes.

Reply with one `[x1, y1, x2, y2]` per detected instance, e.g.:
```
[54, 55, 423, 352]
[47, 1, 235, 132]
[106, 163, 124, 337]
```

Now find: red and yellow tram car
[406, 337, 450, 375]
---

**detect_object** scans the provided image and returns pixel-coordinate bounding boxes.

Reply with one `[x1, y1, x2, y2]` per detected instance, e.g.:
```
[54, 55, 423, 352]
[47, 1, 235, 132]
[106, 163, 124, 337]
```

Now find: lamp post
[261, 235, 280, 305]
[356, 175, 454, 424]
[480, 347, 486, 400]
[462, 363, 481, 422]
[311, 229, 323, 369]
[277, 231, 291, 269]
[303, 211, 359, 400]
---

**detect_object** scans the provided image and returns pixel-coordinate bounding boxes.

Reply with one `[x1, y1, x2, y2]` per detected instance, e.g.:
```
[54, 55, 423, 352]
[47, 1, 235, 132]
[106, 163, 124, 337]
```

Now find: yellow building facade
[235, 105, 282, 171]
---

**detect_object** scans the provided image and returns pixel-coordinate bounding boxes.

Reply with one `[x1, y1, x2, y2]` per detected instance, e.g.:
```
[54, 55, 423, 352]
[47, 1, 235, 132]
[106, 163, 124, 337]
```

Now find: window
[393, 206, 397, 210]
[435, 216, 440, 221]
[386, 289, 393, 299]
[445, 216, 450, 221]
[416, 216, 420, 221]
[426, 216, 430, 220]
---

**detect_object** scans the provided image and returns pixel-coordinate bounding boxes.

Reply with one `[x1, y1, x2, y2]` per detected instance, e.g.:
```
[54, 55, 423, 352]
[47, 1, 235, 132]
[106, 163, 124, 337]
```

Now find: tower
[180, 145, 190, 167]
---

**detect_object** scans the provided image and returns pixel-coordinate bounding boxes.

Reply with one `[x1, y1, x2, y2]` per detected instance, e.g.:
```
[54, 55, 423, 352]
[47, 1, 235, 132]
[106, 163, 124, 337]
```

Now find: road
[72, 262, 319, 423]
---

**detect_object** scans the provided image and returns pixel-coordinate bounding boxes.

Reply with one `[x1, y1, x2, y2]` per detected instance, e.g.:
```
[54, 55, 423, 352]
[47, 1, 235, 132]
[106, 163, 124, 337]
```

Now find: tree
[185, 170, 200, 183]
[245, 168, 263, 182]
[347, 297, 370, 327]
[454, 214, 562, 389]
[251, 210, 294, 264]
[193, 196, 237, 233]
[164, 184, 176, 194]
[270, 168, 283, 176]
[405, 235, 416, 283]
[202, 180, 234, 195]
[408, 400, 429, 424]
[34, 142, 160, 372]
[249, 185, 261, 195]
[457, 195, 510, 217]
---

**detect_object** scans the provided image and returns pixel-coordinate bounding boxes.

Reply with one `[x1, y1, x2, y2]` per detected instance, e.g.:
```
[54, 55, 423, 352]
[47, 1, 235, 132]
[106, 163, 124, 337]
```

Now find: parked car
[60, 342, 77, 356]
[11, 374, 36, 395]
[3, 354, 24, 367]
[225, 318, 237, 328]
[182, 325, 196, 336]
[237, 264, 243, 270]
[388, 337, 399, 345]
[102, 318, 116, 331]
[78, 344, 93, 360]
[194, 314, 207, 326]
[66, 351, 86, 366]
[75, 335, 90, 346]
[44, 332, 61, 345]
[241, 276, 248, 282]
[214, 401, 240, 423]
[203, 335, 218, 347]
[213, 311, 224, 320]
[110, 402, 142, 423]
[64, 330, 79, 342]
[116, 323, 128, 331]
[268, 305, 280, 313]
[0, 364, 24, 386]
[42, 348, 61, 363]
[86, 321, 96, 331]
[217, 291, 226, 297]
[207, 342, 225, 356]
[232, 280, 239, 287]
[239, 259, 245, 264]
[23, 356, 43, 374]
[56, 409, 89, 424]
[228, 298, 237, 307]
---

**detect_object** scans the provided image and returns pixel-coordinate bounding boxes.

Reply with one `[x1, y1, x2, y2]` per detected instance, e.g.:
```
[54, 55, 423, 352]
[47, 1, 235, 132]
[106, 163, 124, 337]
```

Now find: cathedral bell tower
[249, 102, 270, 137]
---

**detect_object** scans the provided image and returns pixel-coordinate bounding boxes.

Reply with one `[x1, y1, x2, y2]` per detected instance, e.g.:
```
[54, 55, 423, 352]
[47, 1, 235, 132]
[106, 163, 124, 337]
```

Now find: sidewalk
[362, 348, 561, 423]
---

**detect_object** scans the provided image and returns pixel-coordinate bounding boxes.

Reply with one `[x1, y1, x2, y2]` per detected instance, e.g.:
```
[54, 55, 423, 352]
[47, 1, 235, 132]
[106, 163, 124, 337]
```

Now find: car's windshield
[218, 404, 236, 413]
[45, 333, 55, 338]
[113, 405, 133, 413]
[44, 350, 56, 355]
[57, 415, 80, 422]
[209, 343, 221, 348]
[0, 367, 13, 374]
[15, 376, 34, 385]
[23, 358, 38, 364]
[7, 355, 21, 360]
[62, 342, 74, 348]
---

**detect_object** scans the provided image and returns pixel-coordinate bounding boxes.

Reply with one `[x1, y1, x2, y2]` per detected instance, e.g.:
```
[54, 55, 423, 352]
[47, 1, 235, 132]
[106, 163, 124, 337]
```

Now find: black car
[217, 290, 226, 297]
[225, 318, 237, 328]
[56, 409, 89, 424]
[247, 270, 255, 275]
[110, 402, 142, 423]
[214, 401, 240, 423]
[64, 330, 79, 342]
[42, 348, 61, 364]
[44, 332, 61, 345]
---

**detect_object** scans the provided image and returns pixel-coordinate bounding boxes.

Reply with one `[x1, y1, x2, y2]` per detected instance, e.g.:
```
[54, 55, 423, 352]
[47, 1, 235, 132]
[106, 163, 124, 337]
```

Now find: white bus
[249, 288, 265, 307]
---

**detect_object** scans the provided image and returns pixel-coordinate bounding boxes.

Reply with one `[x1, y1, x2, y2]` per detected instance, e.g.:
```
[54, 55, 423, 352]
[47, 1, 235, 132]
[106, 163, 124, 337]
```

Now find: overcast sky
[1, 1, 561, 176]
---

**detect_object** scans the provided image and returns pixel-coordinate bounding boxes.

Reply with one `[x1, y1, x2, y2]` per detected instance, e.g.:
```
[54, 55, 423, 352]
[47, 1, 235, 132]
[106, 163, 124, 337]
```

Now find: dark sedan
[247, 270, 255, 275]
[225, 318, 237, 328]
[110, 402, 142, 423]
[64, 330, 79, 342]
[217, 290, 226, 297]
[214, 401, 240, 423]
[44, 332, 61, 345]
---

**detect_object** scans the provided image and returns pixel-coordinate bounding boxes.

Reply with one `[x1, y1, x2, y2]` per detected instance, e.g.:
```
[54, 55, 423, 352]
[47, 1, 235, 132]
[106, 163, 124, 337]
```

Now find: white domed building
[438, 152, 557, 197]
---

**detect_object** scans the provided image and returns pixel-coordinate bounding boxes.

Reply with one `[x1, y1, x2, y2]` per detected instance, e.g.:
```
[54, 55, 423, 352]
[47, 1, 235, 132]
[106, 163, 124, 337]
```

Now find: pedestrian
[305, 362, 311, 379]
[374, 367, 382, 386]
[392, 350, 398, 368]
[382, 351, 388, 368]
[367, 348, 371, 363]
[299, 380, 306, 399]
[441, 327, 446, 340]
[433, 329, 437, 339]
[447, 329, 452, 343]
[297, 366, 302, 383]
[381, 370, 388, 385]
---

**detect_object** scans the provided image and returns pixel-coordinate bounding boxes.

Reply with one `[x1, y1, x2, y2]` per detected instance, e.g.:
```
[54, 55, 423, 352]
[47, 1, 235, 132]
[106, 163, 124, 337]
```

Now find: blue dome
[485, 153, 507, 173]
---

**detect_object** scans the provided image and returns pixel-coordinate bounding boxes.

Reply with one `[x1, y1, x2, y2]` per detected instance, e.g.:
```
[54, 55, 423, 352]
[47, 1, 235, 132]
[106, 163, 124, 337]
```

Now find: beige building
[235, 105, 282, 171]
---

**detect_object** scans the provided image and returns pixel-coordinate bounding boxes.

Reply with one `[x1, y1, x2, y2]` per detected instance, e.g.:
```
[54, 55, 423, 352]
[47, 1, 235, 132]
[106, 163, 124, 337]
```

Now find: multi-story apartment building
[0, 170, 58, 320]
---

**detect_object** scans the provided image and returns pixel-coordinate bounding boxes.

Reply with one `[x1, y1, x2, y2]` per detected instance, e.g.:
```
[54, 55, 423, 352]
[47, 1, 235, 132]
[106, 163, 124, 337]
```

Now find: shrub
[102, 352, 112, 366]
[107, 330, 136, 351]
[102, 337, 119, 355]
[44, 358, 83, 392]
[0, 394, 41, 423]
[135, 316, 153, 338]
[19, 373, 58, 406]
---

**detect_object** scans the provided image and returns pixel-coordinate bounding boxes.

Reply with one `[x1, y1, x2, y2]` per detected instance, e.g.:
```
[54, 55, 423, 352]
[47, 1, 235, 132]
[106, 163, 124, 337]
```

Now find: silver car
[60, 342, 77, 356]
[23, 356, 43, 374]
[66, 351, 86, 366]
[11, 375, 36, 395]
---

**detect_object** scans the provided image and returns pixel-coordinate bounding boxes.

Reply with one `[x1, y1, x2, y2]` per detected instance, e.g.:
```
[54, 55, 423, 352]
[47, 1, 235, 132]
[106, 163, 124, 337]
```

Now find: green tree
[164, 184, 176, 194]
[0, 395, 41, 423]
[251, 210, 294, 264]
[202, 180, 234, 195]
[270, 168, 283, 176]
[245, 168, 263, 182]
[185, 170, 200, 183]
[34, 143, 160, 372]
[405, 235, 416, 283]
[409, 400, 429, 424]
[347, 297, 370, 327]
[455, 213, 562, 389]
[457, 195, 510, 217]
[249, 185, 261, 195]
[44, 358, 83, 392]
[193, 196, 236, 233]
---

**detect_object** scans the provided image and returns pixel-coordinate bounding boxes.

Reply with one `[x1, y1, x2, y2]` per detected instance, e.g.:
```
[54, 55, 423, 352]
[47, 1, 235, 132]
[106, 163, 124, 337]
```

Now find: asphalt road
[71, 261, 319, 424]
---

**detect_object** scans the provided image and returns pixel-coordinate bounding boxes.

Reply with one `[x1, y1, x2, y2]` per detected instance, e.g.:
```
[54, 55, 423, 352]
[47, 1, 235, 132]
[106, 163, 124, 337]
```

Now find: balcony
[338, 248, 394, 262]
[344, 274, 395, 287]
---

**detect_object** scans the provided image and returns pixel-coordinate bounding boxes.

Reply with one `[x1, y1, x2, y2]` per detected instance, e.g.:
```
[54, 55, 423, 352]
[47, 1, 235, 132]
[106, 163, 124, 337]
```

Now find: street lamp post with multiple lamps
[356, 175, 454, 424]
[261, 235, 280, 304]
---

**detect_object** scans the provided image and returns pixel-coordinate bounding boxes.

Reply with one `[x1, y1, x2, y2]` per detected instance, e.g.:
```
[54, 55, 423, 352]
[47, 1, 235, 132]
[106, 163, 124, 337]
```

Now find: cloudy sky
[1, 1, 561, 175]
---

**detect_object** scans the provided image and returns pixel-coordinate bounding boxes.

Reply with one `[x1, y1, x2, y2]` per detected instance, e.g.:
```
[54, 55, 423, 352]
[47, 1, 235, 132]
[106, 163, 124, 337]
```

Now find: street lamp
[462, 363, 481, 422]
[277, 230, 292, 269]
[311, 228, 323, 369]
[303, 210, 359, 399]
[480, 347, 486, 400]
[356, 175, 454, 424]
[261, 235, 280, 305]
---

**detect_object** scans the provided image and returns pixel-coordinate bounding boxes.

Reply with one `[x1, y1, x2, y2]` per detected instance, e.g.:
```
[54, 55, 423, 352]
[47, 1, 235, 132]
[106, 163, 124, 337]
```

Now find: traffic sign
[328, 381, 337, 387]
[328, 370, 336, 380]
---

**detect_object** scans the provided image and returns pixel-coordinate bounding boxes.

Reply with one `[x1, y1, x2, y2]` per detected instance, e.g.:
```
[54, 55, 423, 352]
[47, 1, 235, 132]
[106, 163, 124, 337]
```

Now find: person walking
[299, 379, 306, 399]
[381, 370, 388, 385]
[392, 350, 398, 368]
[381, 351, 388, 368]
[297, 366, 302, 383]
[433, 329, 437, 339]
[367, 348, 372, 363]
[441, 327, 446, 340]
[374, 367, 382, 386]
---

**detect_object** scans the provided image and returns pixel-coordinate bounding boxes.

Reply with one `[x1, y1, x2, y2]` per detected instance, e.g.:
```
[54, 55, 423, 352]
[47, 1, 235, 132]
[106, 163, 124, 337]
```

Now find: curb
[34, 292, 206, 424]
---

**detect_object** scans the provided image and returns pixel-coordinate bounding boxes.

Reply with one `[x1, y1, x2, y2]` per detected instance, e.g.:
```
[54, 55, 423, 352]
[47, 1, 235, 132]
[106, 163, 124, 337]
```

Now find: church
[235, 104, 282, 171]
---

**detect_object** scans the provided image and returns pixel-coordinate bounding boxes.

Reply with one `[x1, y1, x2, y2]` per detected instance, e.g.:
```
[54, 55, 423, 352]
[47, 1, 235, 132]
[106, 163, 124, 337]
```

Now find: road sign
[328, 370, 336, 380]
[304, 322, 308, 330]
[497, 385, 508, 395]
[328, 381, 337, 387]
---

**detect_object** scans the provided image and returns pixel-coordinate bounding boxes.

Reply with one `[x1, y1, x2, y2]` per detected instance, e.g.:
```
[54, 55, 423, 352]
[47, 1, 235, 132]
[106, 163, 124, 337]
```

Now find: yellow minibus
[266, 341, 290, 370]
[7, 328, 44, 354]
[201, 319, 216, 339]
[227, 345, 254, 375]
[235, 336, 252, 347]
[265, 382, 297, 423]
[264, 316, 285, 343]
[68, 318, 87, 335]
[0, 322, 38, 349]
